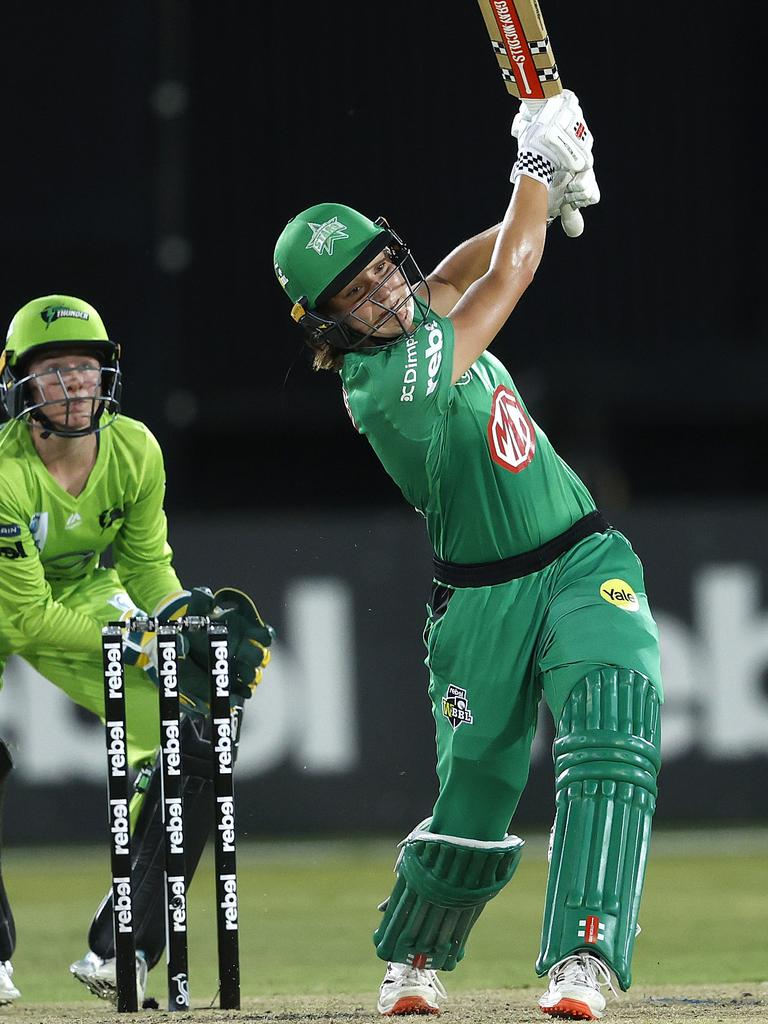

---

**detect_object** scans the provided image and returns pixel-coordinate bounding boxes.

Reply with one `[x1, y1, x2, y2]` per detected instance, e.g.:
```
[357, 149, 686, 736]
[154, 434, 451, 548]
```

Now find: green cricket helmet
[273, 202, 429, 352]
[0, 294, 121, 436]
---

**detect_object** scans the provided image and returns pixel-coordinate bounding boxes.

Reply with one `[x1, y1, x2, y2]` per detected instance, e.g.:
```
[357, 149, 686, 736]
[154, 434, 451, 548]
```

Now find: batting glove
[511, 89, 593, 178]
[564, 166, 600, 210]
[545, 166, 600, 237]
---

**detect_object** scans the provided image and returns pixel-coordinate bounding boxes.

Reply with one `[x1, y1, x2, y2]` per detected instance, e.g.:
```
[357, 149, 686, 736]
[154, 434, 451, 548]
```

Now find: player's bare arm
[425, 224, 502, 316]
[446, 89, 595, 383]
[449, 176, 547, 382]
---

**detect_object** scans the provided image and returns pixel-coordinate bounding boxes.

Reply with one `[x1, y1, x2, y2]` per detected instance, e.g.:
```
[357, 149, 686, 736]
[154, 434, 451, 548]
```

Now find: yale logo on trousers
[600, 579, 639, 612]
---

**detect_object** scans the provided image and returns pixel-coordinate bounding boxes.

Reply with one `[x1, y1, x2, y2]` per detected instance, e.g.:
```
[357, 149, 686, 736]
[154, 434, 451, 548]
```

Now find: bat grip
[521, 99, 547, 115]
[561, 204, 584, 238]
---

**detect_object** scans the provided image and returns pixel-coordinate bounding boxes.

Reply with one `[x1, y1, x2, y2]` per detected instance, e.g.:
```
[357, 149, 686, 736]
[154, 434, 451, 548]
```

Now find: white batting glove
[511, 90, 593, 177]
[547, 170, 575, 222]
[565, 166, 600, 210]
[546, 166, 600, 238]
[510, 149, 557, 189]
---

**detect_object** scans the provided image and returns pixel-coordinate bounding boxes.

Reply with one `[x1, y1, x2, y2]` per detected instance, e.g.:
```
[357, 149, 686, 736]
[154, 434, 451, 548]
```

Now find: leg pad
[537, 668, 661, 990]
[374, 820, 523, 971]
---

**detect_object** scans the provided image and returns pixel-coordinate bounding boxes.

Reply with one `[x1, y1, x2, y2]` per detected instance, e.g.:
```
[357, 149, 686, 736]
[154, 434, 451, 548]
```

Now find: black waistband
[432, 511, 611, 588]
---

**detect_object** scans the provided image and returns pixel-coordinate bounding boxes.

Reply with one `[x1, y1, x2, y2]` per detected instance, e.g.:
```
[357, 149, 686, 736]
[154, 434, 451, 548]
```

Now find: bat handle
[521, 99, 547, 115]
[561, 204, 584, 238]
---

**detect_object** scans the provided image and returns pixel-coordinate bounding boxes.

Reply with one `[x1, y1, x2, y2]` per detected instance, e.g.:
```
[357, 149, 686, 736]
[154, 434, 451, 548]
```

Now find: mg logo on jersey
[487, 385, 536, 473]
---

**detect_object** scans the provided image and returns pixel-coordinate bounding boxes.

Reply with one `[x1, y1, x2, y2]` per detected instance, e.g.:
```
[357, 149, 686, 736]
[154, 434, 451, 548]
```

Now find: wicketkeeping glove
[120, 607, 159, 685]
[210, 587, 275, 693]
[125, 586, 275, 717]
[121, 589, 208, 712]
[181, 586, 275, 702]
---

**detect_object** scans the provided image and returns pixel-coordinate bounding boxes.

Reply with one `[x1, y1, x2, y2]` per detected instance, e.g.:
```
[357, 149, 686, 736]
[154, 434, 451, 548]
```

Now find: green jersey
[0, 415, 181, 656]
[341, 312, 596, 563]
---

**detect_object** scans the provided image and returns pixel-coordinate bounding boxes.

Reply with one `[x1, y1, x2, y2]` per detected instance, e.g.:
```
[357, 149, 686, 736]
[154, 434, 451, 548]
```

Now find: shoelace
[386, 963, 448, 1000]
[549, 953, 618, 999]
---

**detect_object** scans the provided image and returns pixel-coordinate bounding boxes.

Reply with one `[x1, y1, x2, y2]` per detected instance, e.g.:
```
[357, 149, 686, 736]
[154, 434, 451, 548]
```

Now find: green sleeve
[112, 428, 183, 613]
[0, 497, 102, 653]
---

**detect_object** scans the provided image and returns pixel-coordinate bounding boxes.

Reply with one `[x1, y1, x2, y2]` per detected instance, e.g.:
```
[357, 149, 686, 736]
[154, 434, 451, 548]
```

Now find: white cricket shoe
[69, 949, 147, 1005]
[538, 952, 616, 1020]
[377, 961, 447, 1016]
[0, 961, 20, 1004]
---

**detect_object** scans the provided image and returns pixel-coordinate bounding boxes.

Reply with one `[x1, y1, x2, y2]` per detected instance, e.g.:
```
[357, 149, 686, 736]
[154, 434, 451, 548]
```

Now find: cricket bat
[475, 0, 585, 236]
[475, 0, 561, 103]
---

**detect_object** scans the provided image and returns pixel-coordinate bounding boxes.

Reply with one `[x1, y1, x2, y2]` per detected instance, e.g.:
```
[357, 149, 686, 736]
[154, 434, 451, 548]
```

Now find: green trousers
[0, 567, 160, 766]
[424, 530, 662, 841]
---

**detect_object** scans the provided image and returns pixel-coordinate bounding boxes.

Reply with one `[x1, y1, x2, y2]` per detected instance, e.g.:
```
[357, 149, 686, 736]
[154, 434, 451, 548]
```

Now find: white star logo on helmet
[306, 217, 349, 256]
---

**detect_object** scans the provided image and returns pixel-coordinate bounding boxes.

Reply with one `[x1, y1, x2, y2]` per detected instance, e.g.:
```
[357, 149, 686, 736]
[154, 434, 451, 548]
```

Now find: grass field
[1, 827, 766, 1018]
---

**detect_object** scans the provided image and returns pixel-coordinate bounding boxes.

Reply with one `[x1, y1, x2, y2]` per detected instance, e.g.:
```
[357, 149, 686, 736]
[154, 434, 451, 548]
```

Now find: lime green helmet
[0, 294, 121, 436]
[274, 202, 428, 352]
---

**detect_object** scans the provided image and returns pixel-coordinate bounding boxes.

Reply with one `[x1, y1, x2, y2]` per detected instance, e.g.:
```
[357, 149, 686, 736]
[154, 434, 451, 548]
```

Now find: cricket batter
[0, 294, 273, 1004]
[273, 92, 662, 1020]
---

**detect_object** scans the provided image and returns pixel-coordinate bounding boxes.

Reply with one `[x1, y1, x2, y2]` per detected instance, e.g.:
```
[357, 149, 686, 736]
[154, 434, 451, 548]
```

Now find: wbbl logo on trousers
[441, 684, 474, 731]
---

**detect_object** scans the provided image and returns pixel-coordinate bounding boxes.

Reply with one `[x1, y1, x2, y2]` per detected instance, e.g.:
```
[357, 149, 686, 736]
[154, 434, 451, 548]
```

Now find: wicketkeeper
[273, 90, 662, 1020]
[0, 294, 274, 1005]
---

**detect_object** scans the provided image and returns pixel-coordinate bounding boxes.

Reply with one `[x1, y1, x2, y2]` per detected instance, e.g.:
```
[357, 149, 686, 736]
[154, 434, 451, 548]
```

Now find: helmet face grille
[275, 206, 433, 357]
[304, 241, 431, 354]
[1, 295, 121, 433]
[0, 359, 122, 436]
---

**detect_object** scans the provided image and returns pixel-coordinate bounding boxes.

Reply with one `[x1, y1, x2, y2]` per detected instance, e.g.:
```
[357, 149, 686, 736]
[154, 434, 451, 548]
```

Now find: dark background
[1, 2, 767, 841]
[3, 1, 765, 514]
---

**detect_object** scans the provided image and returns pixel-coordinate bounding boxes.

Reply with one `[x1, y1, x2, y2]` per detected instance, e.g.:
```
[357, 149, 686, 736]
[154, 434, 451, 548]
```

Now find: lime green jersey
[340, 312, 596, 563]
[0, 415, 181, 655]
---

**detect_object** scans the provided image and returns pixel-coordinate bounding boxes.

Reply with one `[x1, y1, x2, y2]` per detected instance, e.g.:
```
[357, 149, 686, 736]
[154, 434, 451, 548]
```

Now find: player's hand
[122, 588, 203, 693]
[128, 586, 274, 715]
[511, 90, 593, 178]
[564, 167, 600, 210]
[121, 591, 204, 708]
[210, 587, 275, 695]
[546, 170, 574, 223]
[562, 166, 600, 237]
[120, 608, 159, 685]
[547, 167, 600, 238]
[182, 586, 275, 701]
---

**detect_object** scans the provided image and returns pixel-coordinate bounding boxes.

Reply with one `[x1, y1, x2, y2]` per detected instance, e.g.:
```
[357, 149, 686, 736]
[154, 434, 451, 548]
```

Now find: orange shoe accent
[386, 995, 441, 1016]
[540, 997, 595, 1020]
